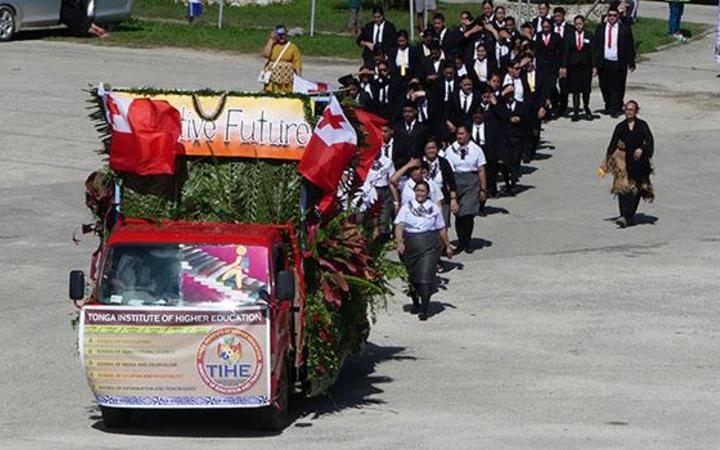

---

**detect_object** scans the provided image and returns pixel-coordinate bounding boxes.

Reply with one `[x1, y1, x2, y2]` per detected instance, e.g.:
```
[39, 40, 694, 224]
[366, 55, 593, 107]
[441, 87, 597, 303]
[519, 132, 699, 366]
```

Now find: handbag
[258, 42, 291, 85]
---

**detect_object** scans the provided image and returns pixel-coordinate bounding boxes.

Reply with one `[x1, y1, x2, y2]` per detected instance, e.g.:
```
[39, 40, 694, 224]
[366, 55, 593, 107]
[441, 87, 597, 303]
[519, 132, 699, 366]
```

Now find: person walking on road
[562, 15, 594, 121]
[593, 5, 636, 117]
[666, 0, 689, 42]
[600, 100, 655, 228]
[395, 181, 452, 321]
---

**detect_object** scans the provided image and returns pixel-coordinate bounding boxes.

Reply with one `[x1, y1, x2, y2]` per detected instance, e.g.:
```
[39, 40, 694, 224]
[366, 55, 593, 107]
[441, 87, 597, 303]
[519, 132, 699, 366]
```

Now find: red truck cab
[70, 218, 305, 430]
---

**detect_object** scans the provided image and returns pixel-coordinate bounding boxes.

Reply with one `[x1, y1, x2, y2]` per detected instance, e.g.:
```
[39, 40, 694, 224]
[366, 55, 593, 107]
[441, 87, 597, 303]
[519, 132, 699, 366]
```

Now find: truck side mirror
[69, 270, 86, 301]
[275, 270, 295, 302]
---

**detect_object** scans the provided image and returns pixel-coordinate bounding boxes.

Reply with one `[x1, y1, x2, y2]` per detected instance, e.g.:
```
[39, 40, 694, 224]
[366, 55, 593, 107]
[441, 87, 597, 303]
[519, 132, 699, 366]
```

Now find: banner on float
[108, 91, 313, 160]
[80, 305, 271, 408]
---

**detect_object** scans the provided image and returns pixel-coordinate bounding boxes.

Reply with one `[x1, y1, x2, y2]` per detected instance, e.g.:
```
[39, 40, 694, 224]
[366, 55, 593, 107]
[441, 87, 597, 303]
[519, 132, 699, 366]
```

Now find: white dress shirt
[395, 47, 410, 70]
[503, 74, 524, 102]
[554, 22, 566, 38]
[373, 22, 385, 45]
[459, 91, 474, 113]
[394, 198, 445, 233]
[445, 140, 486, 172]
[604, 23, 619, 61]
[424, 156, 444, 191]
[401, 178, 443, 205]
[473, 58, 488, 83]
[471, 122, 485, 146]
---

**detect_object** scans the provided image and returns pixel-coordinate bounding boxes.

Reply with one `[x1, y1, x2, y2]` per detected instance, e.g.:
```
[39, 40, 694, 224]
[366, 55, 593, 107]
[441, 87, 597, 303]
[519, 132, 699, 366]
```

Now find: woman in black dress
[600, 100, 655, 228]
[561, 15, 593, 121]
[395, 181, 453, 321]
[60, 0, 109, 37]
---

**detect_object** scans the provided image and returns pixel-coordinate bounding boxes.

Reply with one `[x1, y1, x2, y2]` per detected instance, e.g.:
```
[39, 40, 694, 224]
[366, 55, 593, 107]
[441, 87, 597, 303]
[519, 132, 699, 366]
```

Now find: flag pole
[310, 0, 316, 37]
[218, 0, 224, 29]
[409, 0, 415, 41]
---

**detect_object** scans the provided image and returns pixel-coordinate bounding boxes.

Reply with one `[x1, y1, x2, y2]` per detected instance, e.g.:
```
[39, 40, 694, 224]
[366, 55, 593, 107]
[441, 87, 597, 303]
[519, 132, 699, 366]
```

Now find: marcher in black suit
[419, 43, 446, 85]
[370, 61, 403, 120]
[551, 7, 574, 116]
[431, 62, 460, 144]
[393, 101, 431, 169]
[346, 79, 374, 110]
[387, 30, 415, 82]
[593, 5, 636, 116]
[499, 85, 528, 195]
[561, 15, 594, 121]
[466, 44, 498, 87]
[432, 13, 462, 59]
[520, 57, 547, 161]
[530, 1, 552, 34]
[449, 75, 482, 131]
[534, 19, 563, 118]
[357, 6, 397, 66]
[479, 87, 506, 197]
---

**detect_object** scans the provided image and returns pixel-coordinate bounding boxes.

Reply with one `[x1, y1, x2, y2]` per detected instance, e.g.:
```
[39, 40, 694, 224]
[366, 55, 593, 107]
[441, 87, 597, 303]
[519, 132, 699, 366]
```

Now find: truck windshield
[99, 243, 270, 307]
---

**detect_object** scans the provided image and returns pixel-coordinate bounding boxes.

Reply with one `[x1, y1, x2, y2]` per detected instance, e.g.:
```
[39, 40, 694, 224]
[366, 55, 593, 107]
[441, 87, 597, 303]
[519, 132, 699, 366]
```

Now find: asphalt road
[1, 29, 719, 449]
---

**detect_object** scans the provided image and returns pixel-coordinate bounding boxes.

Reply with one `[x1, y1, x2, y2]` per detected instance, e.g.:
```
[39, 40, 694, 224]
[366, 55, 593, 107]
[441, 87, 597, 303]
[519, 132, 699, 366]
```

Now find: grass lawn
[48, 0, 708, 59]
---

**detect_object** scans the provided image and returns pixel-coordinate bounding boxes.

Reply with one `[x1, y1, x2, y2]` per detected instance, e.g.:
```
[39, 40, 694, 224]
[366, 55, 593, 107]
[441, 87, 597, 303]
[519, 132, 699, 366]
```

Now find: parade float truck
[69, 86, 394, 430]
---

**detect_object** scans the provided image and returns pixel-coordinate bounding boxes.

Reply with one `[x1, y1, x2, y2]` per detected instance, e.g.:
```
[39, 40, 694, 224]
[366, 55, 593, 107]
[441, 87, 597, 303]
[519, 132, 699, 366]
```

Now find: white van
[0, 0, 134, 41]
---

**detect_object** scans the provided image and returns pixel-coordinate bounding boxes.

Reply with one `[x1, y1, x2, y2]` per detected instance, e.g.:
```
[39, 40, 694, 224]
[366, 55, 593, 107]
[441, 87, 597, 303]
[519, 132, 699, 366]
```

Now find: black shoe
[615, 217, 628, 228]
[584, 107, 592, 116]
[410, 303, 420, 314]
[453, 245, 465, 254]
[571, 113, 581, 122]
[418, 312, 428, 321]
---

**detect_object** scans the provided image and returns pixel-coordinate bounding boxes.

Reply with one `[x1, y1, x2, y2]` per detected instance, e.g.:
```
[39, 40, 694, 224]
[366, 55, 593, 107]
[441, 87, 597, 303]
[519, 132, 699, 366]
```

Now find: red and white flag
[292, 75, 336, 95]
[298, 96, 357, 208]
[100, 88, 182, 176]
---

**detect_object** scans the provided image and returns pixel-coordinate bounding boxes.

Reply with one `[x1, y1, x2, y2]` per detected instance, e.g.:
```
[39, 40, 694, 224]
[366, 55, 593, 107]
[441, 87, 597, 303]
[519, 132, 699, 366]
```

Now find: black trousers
[455, 215, 475, 249]
[486, 160, 498, 195]
[618, 192, 641, 220]
[598, 60, 628, 112]
[410, 282, 432, 315]
[552, 77, 569, 113]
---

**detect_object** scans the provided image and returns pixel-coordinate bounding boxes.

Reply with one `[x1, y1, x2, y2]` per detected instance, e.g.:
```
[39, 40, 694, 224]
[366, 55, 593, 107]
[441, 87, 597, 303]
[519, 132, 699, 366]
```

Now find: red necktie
[607, 24, 613, 49]
[544, 34, 550, 46]
[556, 25, 561, 36]
[577, 32, 582, 51]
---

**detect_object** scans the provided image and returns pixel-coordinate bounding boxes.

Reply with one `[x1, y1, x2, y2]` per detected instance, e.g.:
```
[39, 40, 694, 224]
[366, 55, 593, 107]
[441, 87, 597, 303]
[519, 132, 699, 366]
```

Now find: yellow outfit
[264, 42, 302, 94]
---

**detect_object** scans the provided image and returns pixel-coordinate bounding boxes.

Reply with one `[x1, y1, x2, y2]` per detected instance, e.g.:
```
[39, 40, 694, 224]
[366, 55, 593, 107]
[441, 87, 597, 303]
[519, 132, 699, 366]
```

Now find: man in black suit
[551, 7, 573, 116]
[593, 5, 636, 117]
[530, 1, 552, 34]
[387, 30, 415, 82]
[500, 86, 528, 195]
[534, 18, 563, 118]
[357, 6, 397, 66]
[392, 101, 430, 169]
[432, 13, 461, 59]
[431, 62, 459, 144]
[449, 75, 482, 132]
[520, 57, 546, 161]
[479, 87, 506, 197]
[370, 61, 403, 120]
[419, 42, 445, 85]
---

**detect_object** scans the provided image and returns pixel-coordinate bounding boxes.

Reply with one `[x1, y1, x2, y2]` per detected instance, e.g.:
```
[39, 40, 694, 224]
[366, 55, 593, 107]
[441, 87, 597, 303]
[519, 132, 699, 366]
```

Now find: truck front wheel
[100, 406, 132, 429]
[257, 360, 290, 431]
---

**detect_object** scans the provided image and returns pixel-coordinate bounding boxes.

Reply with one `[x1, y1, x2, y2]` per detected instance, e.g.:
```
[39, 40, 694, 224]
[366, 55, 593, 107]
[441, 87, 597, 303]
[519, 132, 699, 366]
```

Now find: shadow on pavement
[87, 342, 411, 437]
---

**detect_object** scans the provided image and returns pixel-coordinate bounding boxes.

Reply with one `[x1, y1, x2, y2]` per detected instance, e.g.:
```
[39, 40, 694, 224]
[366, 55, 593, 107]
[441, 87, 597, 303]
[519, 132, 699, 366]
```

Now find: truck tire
[257, 360, 290, 431]
[100, 406, 132, 429]
[0, 6, 16, 42]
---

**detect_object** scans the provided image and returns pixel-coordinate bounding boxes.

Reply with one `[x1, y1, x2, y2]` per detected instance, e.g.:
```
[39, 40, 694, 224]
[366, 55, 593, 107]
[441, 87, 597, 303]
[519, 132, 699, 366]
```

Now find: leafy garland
[83, 87, 404, 396]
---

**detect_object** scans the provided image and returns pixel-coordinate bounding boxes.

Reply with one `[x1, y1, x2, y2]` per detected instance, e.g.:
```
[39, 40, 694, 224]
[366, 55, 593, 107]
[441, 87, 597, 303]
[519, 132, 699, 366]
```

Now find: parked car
[0, 0, 134, 41]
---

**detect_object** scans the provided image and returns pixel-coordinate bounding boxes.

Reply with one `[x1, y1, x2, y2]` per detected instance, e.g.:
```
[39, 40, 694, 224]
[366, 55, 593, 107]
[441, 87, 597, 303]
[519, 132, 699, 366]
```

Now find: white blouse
[445, 140, 486, 172]
[401, 178, 443, 205]
[394, 199, 445, 233]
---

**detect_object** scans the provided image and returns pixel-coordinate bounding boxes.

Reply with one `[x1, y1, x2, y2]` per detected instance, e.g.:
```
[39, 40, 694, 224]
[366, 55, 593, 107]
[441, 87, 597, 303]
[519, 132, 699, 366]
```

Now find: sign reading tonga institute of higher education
[109, 91, 313, 161]
[80, 306, 271, 408]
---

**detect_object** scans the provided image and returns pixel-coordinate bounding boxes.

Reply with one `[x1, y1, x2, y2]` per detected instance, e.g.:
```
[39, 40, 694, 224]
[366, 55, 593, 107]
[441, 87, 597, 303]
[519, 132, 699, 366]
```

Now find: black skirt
[376, 186, 394, 229]
[402, 231, 441, 285]
[567, 63, 592, 94]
